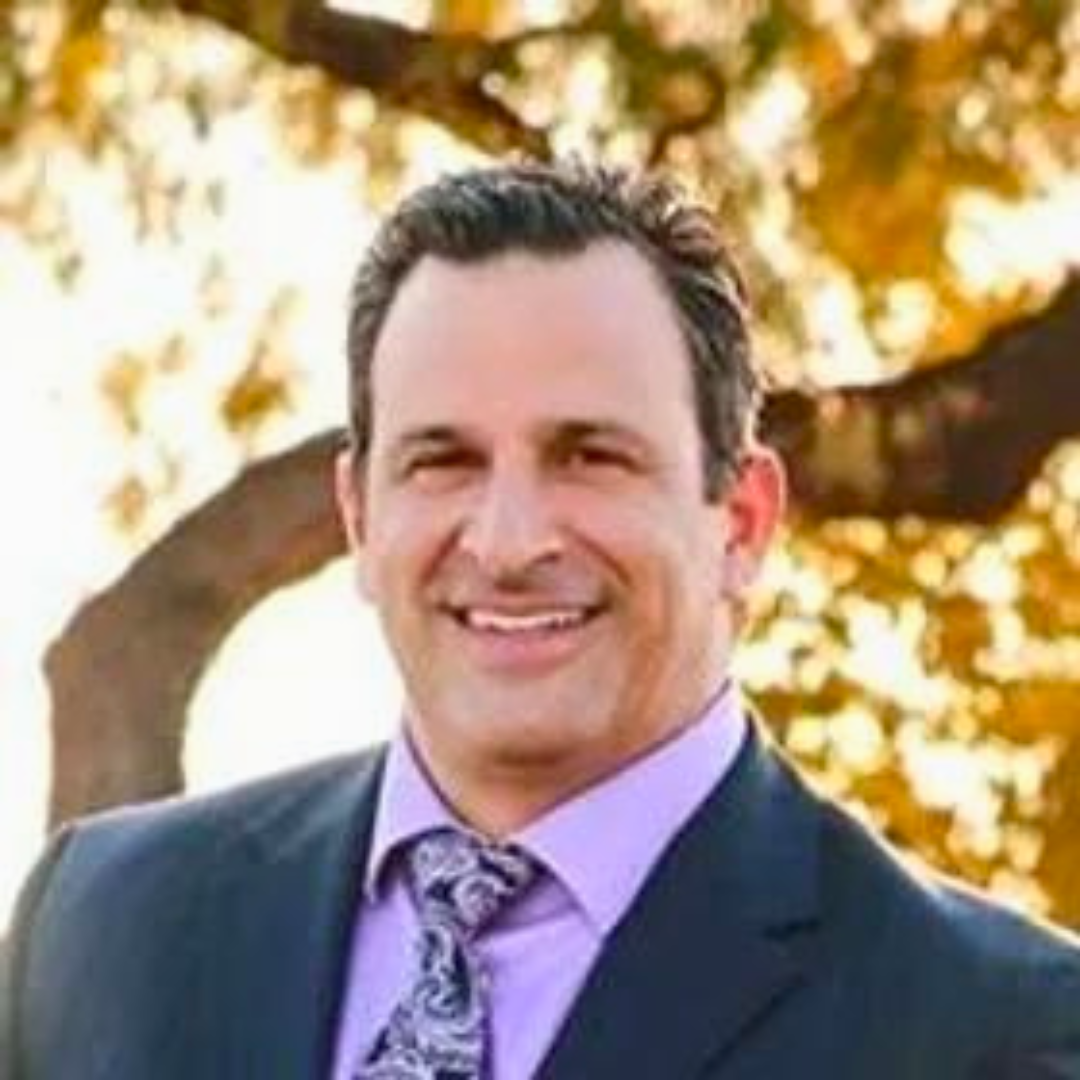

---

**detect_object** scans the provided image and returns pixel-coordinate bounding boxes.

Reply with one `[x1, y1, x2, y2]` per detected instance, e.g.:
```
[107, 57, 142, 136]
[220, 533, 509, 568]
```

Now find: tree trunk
[46, 430, 343, 822]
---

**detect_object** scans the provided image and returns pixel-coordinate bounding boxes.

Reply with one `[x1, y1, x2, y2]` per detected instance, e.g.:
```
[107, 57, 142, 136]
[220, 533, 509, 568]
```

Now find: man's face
[336, 242, 782, 830]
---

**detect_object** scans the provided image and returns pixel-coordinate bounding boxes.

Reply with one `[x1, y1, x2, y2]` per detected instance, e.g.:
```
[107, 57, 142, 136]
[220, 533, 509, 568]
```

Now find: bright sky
[0, 122, 397, 926]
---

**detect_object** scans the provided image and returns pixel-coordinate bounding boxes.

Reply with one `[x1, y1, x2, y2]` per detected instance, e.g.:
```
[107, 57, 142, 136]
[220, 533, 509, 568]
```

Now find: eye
[565, 443, 636, 473]
[400, 448, 480, 484]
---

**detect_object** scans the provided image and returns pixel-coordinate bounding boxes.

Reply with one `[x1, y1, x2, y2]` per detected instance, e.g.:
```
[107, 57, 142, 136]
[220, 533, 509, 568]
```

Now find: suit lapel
[537, 726, 821, 1080]
[195, 752, 384, 1080]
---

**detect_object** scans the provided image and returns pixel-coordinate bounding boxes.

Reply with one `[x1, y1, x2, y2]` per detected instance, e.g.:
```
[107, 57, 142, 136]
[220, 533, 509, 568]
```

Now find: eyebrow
[390, 425, 464, 450]
[543, 419, 647, 446]
[381, 425, 477, 465]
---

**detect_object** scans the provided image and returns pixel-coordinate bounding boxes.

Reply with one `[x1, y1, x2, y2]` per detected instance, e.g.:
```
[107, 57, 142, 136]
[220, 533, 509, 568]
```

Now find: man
[2, 161, 1079, 1079]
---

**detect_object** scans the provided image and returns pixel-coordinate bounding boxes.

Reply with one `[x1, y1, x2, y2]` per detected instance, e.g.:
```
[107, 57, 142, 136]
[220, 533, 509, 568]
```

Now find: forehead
[368, 242, 698, 444]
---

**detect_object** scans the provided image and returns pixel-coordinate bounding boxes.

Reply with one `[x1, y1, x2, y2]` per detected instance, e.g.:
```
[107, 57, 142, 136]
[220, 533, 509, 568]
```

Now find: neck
[426, 758, 599, 840]
[411, 717, 717, 840]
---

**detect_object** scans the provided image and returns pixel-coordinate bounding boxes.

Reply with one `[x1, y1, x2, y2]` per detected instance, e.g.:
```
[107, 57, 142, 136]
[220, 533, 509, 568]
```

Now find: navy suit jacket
[3, 724, 1080, 1078]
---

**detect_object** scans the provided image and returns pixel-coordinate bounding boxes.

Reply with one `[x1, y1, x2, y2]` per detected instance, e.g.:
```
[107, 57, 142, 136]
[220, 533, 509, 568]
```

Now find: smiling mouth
[441, 603, 605, 670]
[449, 606, 602, 634]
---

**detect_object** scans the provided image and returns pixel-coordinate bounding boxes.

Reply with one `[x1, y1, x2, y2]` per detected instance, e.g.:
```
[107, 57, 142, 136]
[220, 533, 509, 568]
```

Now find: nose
[458, 464, 564, 578]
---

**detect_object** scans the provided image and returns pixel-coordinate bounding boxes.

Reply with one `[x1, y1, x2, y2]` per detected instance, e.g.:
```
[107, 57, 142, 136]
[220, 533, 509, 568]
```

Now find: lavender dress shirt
[330, 685, 747, 1080]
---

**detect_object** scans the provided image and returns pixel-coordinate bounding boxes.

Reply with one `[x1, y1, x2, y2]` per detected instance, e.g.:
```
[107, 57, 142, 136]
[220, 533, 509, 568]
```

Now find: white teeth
[463, 609, 589, 633]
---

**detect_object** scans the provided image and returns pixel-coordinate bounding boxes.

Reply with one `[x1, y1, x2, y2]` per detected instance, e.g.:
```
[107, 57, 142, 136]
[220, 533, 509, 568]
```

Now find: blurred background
[2, 0, 1079, 931]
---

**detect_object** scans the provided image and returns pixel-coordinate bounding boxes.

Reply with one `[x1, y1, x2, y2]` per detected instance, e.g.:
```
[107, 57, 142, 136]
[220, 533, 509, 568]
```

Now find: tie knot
[407, 828, 537, 937]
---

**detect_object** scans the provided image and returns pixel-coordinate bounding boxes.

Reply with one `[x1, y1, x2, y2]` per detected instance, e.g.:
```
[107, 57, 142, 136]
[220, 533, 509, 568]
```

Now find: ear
[718, 443, 786, 600]
[334, 448, 374, 600]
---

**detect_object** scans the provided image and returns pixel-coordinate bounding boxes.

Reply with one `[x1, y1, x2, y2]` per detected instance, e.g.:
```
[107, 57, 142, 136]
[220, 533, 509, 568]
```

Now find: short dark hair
[345, 159, 759, 497]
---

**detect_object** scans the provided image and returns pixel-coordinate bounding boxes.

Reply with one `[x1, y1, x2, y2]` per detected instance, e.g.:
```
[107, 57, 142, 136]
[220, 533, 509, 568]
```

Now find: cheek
[366, 503, 460, 607]
[630, 521, 728, 639]
[601, 502, 722, 584]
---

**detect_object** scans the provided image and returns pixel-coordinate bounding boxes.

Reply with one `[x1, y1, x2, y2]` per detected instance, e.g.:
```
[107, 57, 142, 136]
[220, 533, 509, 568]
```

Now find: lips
[455, 607, 596, 633]
[441, 602, 604, 672]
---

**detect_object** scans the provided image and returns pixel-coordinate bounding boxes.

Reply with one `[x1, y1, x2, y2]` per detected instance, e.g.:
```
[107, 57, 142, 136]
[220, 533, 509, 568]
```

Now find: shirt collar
[514, 682, 746, 935]
[364, 683, 747, 936]
[363, 732, 459, 900]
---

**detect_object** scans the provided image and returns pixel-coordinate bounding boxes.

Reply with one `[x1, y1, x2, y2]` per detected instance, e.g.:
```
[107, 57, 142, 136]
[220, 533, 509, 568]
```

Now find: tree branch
[171, 0, 552, 156]
[765, 276, 1080, 521]
[164, 0, 731, 162]
[45, 428, 343, 822]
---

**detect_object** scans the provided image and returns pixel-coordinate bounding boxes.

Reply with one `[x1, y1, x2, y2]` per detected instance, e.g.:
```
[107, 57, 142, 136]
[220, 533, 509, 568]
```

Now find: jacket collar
[196, 750, 384, 1079]
[536, 720, 821, 1079]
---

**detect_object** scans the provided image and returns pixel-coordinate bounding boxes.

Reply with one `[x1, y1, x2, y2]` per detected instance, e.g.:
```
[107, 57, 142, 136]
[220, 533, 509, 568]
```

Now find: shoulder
[816, 787, 1080, 968]
[2, 750, 389, 1075]
[75, 746, 384, 846]
[16, 747, 385, 941]
[809, 777, 1080, 1066]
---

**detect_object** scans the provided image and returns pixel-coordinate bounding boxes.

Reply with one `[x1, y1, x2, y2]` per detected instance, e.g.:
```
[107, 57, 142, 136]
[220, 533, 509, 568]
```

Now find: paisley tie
[356, 828, 538, 1079]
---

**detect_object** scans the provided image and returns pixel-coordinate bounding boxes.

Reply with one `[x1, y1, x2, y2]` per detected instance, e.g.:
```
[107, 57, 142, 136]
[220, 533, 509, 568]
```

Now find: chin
[469, 712, 585, 757]
[443, 701, 593, 762]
